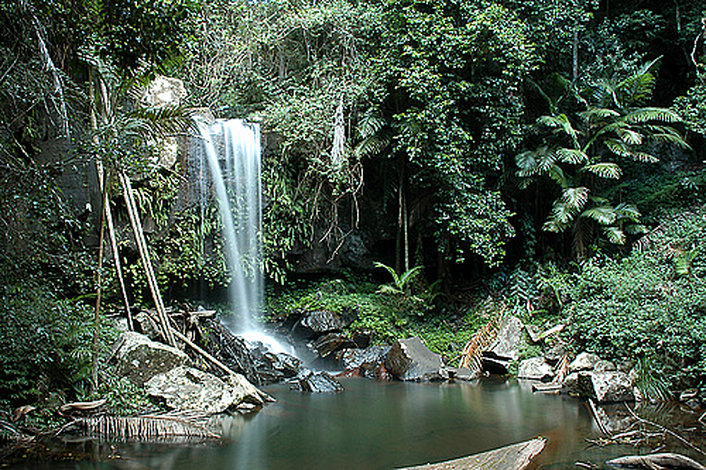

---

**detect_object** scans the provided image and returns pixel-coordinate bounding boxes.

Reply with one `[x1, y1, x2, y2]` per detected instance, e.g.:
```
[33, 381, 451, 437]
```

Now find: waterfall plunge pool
[20, 377, 695, 469]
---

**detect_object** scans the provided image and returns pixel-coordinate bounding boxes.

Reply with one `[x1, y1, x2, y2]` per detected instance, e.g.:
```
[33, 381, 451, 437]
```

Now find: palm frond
[616, 128, 643, 145]
[603, 226, 626, 244]
[583, 162, 622, 179]
[581, 206, 617, 225]
[538, 114, 579, 148]
[624, 107, 682, 124]
[459, 315, 501, 371]
[556, 148, 588, 164]
[617, 70, 656, 106]
[561, 187, 590, 209]
[578, 107, 620, 123]
[78, 414, 220, 441]
[614, 203, 641, 222]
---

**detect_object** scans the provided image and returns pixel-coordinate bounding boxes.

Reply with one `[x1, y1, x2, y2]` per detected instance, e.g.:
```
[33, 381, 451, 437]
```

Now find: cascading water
[194, 118, 289, 352]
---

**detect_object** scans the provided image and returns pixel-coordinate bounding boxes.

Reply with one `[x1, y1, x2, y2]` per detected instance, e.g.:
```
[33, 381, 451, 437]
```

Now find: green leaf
[603, 226, 626, 244]
[556, 148, 588, 164]
[581, 206, 617, 225]
[583, 163, 622, 179]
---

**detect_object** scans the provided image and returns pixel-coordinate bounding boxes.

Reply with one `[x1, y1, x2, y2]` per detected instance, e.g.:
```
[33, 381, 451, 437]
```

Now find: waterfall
[195, 119, 263, 333]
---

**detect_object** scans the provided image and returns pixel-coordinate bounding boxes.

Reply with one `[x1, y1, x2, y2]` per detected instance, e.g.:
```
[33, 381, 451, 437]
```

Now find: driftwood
[606, 453, 706, 470]
[398, 437, 547, 470]
[77, 413, 220, 441]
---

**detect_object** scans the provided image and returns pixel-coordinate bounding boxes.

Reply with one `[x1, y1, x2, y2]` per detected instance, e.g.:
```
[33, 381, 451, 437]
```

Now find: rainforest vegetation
[1, 0, 706, 422]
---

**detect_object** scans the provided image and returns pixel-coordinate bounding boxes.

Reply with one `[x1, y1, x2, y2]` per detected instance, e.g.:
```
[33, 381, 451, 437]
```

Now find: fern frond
[373, 261, 400, 286]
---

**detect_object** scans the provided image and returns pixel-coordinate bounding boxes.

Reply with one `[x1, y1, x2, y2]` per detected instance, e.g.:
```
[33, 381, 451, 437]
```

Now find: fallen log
[606, 453, 706, 470]
[398, 437, 547, 470]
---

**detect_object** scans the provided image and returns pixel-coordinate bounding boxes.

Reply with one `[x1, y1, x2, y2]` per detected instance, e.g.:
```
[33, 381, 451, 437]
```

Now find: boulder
[486, 316, 524, 361]
[384, 337, 444, 381]
[351, 329, 373, 349]
[543, 342, 568, 366]
[292, 310, 352, 339]
[114, 332, 189, 386]
[517, 357, 555, 382]
[145, 366, 273, 414]
[311, 333, 356, 359]
[255, 352, 302, 384]
[594, 360, 617, 373]
[561, 371, 634, 402]
[569, 352, 601, 372]
[482, 315, 525, 373]
[455, 367, 480, 381]
[591, 371, 634, 403]
[290, 370, 344, 393]
[336, 346, 390, 371]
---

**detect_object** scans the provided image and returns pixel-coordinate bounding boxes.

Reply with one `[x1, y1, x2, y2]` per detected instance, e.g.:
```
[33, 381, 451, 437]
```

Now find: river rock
[145, 366, 272, 414]
[255, 351, 302, 384]
[114, 332, 189, 386]
[337, 346, 389, 371]
[351, 329, 373, 349]
[591, 371, 634, 403]
[569, 352, 601, 372]
[481, 316, 524, 374]
[543, 342, 568, 366]
[594, 360, 616, 373]
[290, 369, 344, 392]
[517, 357, 555, 382]
[385, 337, 444, 381]
[487, 316, 524, 361]
[311, 333, 356, 358]
[292, 310, 352, 339]
[455, 367, 480, 381]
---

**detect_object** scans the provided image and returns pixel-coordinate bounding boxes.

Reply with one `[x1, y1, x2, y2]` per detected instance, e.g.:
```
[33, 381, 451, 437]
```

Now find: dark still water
[18, 378, 702, 469]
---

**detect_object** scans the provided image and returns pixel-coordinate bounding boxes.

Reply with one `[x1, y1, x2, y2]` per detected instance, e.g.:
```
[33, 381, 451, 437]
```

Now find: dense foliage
[1, 0, 706, 414]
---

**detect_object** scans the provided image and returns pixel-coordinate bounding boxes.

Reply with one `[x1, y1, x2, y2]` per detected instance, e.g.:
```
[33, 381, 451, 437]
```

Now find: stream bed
[15, 377, 705, 469]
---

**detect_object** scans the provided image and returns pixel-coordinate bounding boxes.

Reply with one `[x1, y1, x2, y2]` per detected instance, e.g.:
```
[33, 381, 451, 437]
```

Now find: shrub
[563, 206, 706, 390]
[0, 283, 95, 408]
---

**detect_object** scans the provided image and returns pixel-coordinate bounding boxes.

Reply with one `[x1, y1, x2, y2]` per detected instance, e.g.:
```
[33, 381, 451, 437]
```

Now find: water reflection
[22, 378, 705, 470]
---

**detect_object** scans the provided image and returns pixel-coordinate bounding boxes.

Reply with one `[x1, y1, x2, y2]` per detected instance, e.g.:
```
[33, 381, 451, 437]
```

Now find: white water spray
[196, 119, 263, 332]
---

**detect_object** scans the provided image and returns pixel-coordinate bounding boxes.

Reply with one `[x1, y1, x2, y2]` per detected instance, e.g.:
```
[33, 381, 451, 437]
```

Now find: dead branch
[624, 404, 706, 457]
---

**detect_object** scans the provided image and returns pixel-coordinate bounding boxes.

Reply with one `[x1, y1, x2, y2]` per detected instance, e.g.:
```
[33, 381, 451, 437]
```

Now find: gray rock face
[145, 366, 272, 414]
[454, 367, 480, 381]
[482, 316, 525, 374]
[591, 371, 634, 403]
[594, 360, 617, 373]
[487, 316, 524, 361]
[384, 337, 444, 381]
[290, 370, 344, 393]
[561, 370, 634, 403]
[518, 357, 555, 382]
[311, 333, 356, 358]
[569, 352, 601, 372]
[337, 346, 390, 371]
[292, 311, 351, 339]
[115, 332, 189, 386]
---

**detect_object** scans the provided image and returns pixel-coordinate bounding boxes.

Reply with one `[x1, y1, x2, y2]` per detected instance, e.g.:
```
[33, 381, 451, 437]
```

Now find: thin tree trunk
[395, 162, 404, 274]
[91, 173, 108, 391]
[573, 25, 579, 82]
[90, 69, 132, 330]
[120, 172, 175, 347]
[403, 189, 409, 272]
